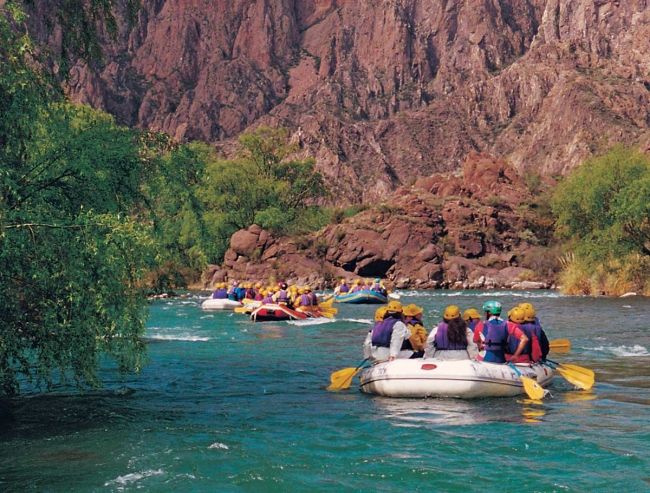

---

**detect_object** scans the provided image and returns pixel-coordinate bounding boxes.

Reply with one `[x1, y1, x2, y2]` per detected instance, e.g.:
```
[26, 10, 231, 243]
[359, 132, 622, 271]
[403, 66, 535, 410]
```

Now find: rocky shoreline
[202, 153, 559, 291]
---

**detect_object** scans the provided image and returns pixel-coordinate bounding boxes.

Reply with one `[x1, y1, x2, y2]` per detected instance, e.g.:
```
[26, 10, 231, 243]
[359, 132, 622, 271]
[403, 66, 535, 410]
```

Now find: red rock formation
[24, 0, 650, 204]
[212, 153, 556, 289]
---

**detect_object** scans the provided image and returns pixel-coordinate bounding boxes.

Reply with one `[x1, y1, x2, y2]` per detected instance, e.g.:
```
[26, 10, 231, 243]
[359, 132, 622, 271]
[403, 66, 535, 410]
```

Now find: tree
[1, 8, 156, 394]
[551, 145, 650, 260]
[196, 127, 329, 260]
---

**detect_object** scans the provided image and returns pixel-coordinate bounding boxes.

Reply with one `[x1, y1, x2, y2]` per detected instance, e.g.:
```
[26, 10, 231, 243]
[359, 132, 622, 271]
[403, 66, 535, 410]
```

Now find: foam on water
[592, 344, 650, 357]
[287, 318, 336, 326]
[104, 469, 165, 487]
[146, 334, 211, 342]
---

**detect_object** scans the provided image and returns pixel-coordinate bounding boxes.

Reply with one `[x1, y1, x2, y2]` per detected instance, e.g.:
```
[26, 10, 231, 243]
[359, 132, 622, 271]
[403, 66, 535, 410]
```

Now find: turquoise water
[1, 291, 649, 492]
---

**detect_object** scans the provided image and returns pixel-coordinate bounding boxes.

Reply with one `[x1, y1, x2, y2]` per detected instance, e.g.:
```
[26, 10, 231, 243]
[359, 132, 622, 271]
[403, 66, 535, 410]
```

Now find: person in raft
[402, 304, 428, 358]
[211, 282, 228, 299]
[519, 303, 550, 361]
[363, 301, 412, 363]
[477, 301, 528, 364]
[334, 279, 350, 295]
[424, 305, 479, 360]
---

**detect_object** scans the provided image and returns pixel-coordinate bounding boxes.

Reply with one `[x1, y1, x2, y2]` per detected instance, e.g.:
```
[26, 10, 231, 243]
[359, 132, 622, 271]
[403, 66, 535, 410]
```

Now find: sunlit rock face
[26, 0, 650, 204]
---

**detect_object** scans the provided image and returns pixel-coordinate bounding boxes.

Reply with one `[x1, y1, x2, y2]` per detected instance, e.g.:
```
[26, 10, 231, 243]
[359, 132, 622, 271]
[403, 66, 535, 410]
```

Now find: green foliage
[551, 145, 650, 260]
[0, 10, 155, 394]
[191, 127, 329, 261]
[552, 145, 650, 294]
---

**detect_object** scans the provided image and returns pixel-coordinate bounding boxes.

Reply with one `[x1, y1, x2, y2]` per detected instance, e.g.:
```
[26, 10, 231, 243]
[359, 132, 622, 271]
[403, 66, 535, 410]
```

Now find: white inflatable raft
[201, 298, 243, 311]
[359, 359, 554, 399]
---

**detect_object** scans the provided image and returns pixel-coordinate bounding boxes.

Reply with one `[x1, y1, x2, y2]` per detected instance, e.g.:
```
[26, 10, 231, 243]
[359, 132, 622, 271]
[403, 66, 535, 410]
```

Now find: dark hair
[447, 317, 467, 346]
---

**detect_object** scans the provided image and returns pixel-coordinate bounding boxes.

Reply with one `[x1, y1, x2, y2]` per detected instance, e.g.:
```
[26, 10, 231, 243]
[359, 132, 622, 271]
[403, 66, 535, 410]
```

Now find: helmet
[273, 286, 280, 292]
[403, 304, 423, 317]
[233, 281, 239, 286]
[509, 307, 525, 324]
[463, 308, 481, 321]
[482, 300, 502, 316]
[375, 278, 380, 283]
[340, 279, 347, 284]
[386, 301, 403, 313]
[519, 302, 534, 311]
[443, 305, 461, 320]
[280, 282, 288, 290]
[304, 286, 311, 292]
[374, 306, 388, 321]
[523, 306, 536, 322]
[353, 279, 360, 285]
[255, 282, 262, 288]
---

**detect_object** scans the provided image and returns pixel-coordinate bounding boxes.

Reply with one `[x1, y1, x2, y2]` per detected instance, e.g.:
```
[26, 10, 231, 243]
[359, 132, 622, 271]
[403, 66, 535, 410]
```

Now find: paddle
[327, 359, 369, 390]
[549, 339, 571, 352]
[508, 362, 546, 400]
[545, 359, 595, 390]
[233, 306, 250, 314]
[388, 292, 400, 300]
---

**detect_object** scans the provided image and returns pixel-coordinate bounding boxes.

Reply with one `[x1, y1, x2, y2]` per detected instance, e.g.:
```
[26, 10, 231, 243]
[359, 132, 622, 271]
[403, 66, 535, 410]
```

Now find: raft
[201, 298, 243, 311]
[359, 359, 554, 399]
[334, 290, 388, 304]
[250, 304, 309, 322]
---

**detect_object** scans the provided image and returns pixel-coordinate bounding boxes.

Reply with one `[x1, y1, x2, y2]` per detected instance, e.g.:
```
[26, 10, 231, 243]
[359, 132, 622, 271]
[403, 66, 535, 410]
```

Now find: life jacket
[339, 284, 349, 293]
[371, 283, 381, 291]
[235, 287, 246, 301]
[483, 319, 509, 352]
[277, 289, 290, 304]
[213, 288, 228, 299]
[245, 288, 255, 299]
[351, 286, 361, 293]
[298, 294, 311, 307]
[519, 321, 544, 361]
[362, 285, 371, 291]
[468, 320, 479, 331]
[227, 287, 238, 301]
[434, 322, 468, 350]
[261, 295, 273, 304]
[371, 318, 399, 347]
[308, 293, 318, 306]
[254, 293, 263, 301]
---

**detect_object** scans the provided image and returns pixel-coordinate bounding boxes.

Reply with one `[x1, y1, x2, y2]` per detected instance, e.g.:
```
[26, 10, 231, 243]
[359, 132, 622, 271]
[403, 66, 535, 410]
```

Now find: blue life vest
[434, 322, 468, 350]
[483, 319, 508, 363]
[371, 318, 399, 347]
[227, 288, 238, 301]
[468, 320, 479, 331]
[511, 322, 541, 355]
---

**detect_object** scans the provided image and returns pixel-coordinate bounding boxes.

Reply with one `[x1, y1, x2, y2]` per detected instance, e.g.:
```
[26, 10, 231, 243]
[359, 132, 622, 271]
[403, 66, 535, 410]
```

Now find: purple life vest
[514, 321, 543, 355]
[262, 296, 273, 304]
[339, 284, 349, 293]
[277, 290, 290, 303]
[298, 294, 311, 307]
[434, 322, 468, 350]
[371, 318, 399, 347]
[212, 288, 228, 299]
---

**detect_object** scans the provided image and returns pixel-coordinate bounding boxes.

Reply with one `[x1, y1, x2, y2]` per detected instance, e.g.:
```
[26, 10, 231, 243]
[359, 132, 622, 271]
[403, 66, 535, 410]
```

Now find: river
[1, 291, 649, 492]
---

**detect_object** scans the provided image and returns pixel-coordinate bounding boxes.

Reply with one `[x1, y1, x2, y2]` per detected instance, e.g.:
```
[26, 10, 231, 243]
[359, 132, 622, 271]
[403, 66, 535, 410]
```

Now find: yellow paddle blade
[559, 363, 594, 379]
[549, 339, 571, 352]
[555, 367, 594, 390]
[319, 298, 335, 308]
[521, 375, 546, 400]
[327, 367, 362, 390]
[233, 307, 250, 314]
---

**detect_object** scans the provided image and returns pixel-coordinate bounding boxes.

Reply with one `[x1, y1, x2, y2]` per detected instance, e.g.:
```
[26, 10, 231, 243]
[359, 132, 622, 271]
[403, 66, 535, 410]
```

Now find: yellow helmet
[463, 308, 481, 321]
[443, 305, 461, 320]
[374, 306, 388, 321]
[519, 302, 534, 311]
[509, 307, 526, 324]
[255, 282, 262, 288]
[340, 279, 347, 284]
[386, 301, 403, 313]
[523, 306, 536, 323]
[402, 304, 423, 317]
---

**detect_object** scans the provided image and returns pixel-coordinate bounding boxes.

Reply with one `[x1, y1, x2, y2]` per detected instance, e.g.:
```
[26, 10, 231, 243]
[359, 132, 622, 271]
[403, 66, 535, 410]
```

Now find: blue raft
[334, 290, 388, 304]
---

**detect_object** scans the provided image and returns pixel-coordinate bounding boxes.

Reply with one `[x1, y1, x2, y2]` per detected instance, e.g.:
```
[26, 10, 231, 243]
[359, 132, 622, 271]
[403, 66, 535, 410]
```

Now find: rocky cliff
[26, 0, 650, 203]
[206, 153, 558, 289]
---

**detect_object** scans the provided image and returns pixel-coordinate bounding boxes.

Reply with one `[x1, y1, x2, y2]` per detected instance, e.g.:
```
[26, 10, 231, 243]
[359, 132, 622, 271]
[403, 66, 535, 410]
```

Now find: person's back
[363, 302, 411, 362]
[402, 304, 427, 358]
[425, 305, 477, 360]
